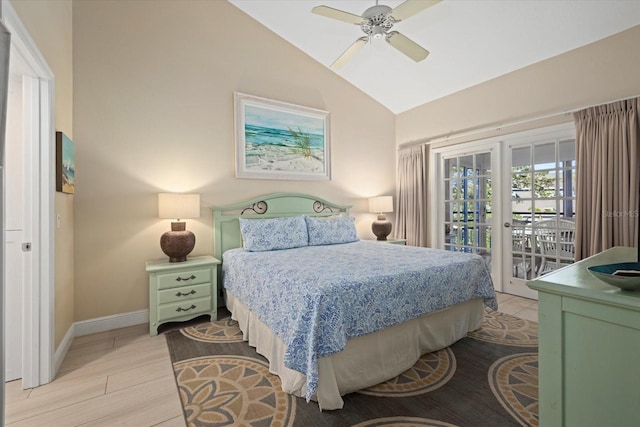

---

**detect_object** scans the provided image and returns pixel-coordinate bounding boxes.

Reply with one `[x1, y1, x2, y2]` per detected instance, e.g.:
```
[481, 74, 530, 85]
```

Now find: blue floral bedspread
[222, 240, 497, 401]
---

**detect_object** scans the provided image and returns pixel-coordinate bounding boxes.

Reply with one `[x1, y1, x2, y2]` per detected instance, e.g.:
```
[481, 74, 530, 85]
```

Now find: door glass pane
[477, 225, 492, 250]
[460, 155, 473, 175]
[558, 139, 575, 162]
[444, 158, 456, 180]
[480, 176, 492, 202]
[444, 201, 453, 222]
[513, 200, 532, 223]
[451, 202, 464, 221]
[534, 142, 556, 168]
[512, 146, 530, 169]
[557, 171, 564, 197]
[534, 170, 556, 199]
[560, 198, 575, 219]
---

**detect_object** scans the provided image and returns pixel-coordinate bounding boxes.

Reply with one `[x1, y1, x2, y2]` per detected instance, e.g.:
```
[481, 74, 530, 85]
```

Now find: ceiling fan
[312, 0, 441, 70]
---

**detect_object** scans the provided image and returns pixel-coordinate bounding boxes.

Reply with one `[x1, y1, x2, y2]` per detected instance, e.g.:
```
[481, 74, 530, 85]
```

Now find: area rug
[165, 309, 538, 427]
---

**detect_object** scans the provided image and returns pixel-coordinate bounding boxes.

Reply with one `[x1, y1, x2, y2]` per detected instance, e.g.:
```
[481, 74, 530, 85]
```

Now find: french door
[442, 151, 494, 266]
[503, 132, 576, 298]
[433, 123, 576, 299]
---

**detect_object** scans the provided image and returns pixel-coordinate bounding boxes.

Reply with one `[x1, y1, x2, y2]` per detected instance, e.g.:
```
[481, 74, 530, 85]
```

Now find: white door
[2, 1, 56, 388]
[4, 49, 30, 382]
[502, 129, 576, 299]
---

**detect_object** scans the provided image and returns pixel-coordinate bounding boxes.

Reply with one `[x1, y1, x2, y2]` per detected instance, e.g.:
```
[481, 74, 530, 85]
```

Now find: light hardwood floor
[4, 292, 537, 426]
[495, 291, 539, 322]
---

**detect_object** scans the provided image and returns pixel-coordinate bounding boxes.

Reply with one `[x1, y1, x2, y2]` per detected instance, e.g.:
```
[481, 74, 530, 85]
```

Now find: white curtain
[574, 97, 640, 259]
[395, 145, 429, 246]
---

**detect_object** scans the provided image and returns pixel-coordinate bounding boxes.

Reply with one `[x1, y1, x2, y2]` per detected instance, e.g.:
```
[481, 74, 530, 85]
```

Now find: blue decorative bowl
[588, 262, 640, 291]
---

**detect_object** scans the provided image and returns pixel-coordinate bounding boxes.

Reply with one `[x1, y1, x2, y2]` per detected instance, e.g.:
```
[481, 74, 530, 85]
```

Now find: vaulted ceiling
[229, 0, 640, 114]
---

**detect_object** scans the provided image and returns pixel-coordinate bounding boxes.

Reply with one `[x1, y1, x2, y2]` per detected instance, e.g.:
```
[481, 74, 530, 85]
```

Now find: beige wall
[72, 1, 396, 321]
[396, 24, 640, 147]
[10, 0, 74, 349]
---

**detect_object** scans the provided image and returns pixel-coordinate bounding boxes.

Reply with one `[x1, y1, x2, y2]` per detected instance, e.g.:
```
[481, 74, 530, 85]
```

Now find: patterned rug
[165, 309, 538, 427]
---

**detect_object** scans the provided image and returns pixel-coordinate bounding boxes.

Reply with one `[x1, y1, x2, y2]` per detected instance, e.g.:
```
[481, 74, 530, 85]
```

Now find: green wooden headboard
[212, 192, 351, 261]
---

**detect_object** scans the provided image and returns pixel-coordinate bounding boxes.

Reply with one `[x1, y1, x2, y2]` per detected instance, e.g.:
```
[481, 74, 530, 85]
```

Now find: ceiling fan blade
[330, 37, 368, 70]
[389, 0, 441, 22]
[386, 31, 429, 62]
[312, 5, 363, 25]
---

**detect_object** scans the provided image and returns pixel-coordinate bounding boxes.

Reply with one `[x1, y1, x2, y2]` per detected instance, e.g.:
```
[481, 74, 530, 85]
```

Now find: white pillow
[239, 215, 308, 252]
[305, 215, 359, 246]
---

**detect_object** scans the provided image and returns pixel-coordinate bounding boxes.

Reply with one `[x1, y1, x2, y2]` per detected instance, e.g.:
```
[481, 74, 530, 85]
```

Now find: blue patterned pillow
[239, 216, 308, 252]
[305, 215, 359, 246]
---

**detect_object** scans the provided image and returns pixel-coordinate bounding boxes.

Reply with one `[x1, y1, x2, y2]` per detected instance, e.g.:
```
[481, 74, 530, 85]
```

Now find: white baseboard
[52, 310, 149, 379]
[74, 309, 149, 337]
[54, 324, 75, 375]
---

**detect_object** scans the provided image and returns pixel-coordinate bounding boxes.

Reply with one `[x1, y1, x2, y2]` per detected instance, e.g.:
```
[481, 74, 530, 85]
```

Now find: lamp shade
[158, 193, 201, 220]
[369, 196, 393, 214]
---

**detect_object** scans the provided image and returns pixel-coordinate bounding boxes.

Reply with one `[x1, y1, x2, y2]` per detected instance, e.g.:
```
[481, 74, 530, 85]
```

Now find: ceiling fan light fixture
[372, 26, 385, 39]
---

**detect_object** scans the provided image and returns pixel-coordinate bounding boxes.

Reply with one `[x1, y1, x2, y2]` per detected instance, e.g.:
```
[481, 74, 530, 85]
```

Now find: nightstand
[145, 255, 221, 336]
[377, 239, 407, 245]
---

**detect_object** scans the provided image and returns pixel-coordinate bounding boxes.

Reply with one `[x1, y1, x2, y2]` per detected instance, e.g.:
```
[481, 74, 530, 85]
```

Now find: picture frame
[234, 92, 331, 181]
[56, 131, 75, 194]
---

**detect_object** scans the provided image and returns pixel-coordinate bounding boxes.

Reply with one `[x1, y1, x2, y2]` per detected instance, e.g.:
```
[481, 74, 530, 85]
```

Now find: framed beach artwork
[56, 131, 75, 194]
[234, 92, 331, 181]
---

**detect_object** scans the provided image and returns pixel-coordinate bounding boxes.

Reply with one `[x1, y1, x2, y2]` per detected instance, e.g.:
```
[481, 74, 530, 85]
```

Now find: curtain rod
[400, 93, 640, 149]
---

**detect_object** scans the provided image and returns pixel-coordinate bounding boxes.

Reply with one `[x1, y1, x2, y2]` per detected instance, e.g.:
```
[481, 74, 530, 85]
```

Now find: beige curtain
[395, 144, 429, 246]
[574, 97, 640, 259]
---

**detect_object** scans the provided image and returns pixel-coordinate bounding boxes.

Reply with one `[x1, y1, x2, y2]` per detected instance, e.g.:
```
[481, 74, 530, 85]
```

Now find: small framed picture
[56, 131, 75, 194]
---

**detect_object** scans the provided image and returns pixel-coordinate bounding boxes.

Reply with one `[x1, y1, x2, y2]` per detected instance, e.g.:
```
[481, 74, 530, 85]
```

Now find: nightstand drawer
[158, 282, 211, 304]
[157, 268, 212, 290]
[158, 296, 212, 322]
[383, 239, 407, 245]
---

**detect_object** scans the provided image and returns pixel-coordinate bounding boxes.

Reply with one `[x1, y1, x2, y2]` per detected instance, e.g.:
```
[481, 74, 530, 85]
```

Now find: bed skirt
[225, 291, 485, 410]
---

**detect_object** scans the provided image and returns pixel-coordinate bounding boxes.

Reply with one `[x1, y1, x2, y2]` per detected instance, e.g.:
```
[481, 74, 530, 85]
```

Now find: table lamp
[369, 196, 393, 241]
[158, 193, 200, 262]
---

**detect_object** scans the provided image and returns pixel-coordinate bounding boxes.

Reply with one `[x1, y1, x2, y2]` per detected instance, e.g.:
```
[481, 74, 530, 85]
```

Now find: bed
[213, 193, 497, 410]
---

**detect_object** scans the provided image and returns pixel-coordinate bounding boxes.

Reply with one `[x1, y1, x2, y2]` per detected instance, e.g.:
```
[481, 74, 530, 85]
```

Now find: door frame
[2, 1, 55, 388]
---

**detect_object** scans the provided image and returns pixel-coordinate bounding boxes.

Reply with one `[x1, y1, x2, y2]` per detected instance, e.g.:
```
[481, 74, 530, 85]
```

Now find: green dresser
[146, 255, 220, 336]
[527, 246, 640, 427]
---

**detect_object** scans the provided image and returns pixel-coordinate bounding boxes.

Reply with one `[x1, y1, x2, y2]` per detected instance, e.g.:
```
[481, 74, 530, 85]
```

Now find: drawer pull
[176, 304, 196, 312]
[176, 275, 196, 282]
[176, 290, 196, 297]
